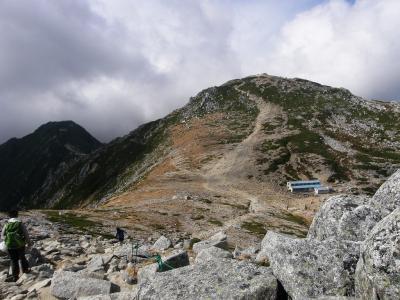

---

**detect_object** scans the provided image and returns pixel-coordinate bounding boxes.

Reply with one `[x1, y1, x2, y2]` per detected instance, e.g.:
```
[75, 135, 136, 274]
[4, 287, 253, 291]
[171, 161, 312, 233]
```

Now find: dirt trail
[206, 94, 272, 180]
[197, 93, 284, 238]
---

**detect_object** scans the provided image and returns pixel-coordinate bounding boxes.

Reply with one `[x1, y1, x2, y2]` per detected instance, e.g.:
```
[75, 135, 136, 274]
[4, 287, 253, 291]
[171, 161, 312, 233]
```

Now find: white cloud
[264, 0, 400, 100]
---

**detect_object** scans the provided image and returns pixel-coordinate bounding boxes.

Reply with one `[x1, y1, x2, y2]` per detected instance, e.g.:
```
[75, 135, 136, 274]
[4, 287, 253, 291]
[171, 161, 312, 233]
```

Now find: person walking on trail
[116, 227, 125, 245]
[1, 210, 31, 282]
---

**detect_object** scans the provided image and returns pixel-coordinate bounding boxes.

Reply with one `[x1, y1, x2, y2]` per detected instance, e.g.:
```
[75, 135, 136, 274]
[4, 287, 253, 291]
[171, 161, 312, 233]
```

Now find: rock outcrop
[137, 257, 278, 299]
[307, 195, 380, 242]
[355, 208, 400, 299]
[370, 169, 400, 218]
[262, 231, 360, 299]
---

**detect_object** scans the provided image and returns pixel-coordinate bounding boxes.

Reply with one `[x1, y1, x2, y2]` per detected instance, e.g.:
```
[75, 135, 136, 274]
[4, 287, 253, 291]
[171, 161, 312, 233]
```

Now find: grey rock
[137, 258, 277, 299]
[113, 244, 132, 258]
[31, 263, 53, 273]
[159, 250, 189, 271]
[370, 169, 400, 218]
[173, 242, 183, 249]
[151, 236, 172, 251]
[87, 244, 105, 254]
[118, 257, 128, 271]
[355, 208, 400, 300]
[107, 258, 120, 274]
[9, 294, 27, 300]
[263, 231, 360, 299]
[309, 297, 356, 300]
[233, 246, 259, 261]
[195, 246, 233, 264]
[308, 195, 379, 242]
[102, 254, 115, 265]
[16, 273, 36, 285]
[137, 263, 158, 285]
[27, 278, 51, 292]
[50, 270, 112, 299]
[78, 270, 106, 280]
[114, 244, 150, 261]
[78, 291, 137, 300]
[87, 255, 105, 272]
[192, 231, 228, 254]
[0, 282, 26, 299]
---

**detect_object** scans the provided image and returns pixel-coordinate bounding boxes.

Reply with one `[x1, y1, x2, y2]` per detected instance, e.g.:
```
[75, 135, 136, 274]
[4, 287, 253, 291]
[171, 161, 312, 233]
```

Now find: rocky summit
[0, 169, 399, 299]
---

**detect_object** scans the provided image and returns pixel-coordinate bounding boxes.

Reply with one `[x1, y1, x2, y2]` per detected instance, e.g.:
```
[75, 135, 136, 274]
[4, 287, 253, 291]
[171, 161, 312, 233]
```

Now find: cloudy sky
[0, 0, 399, 143]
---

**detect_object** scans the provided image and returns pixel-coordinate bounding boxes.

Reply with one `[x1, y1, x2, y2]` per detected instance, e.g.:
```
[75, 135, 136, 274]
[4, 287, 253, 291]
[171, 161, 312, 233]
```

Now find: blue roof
[288, 180, 320, 184]
[292, 184, 320, 188]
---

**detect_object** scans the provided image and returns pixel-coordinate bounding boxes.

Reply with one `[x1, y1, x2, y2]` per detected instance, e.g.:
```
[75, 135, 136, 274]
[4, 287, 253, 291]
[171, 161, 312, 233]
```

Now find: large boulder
[263, 231, 360, 299]
[308, 195, 379, 242]
[370, 169, 400, 218]
[50, 271, 113, 299]
[355, 208, 400, 299]
[137, 258, 277, 299]
[192, 231, 228, 254]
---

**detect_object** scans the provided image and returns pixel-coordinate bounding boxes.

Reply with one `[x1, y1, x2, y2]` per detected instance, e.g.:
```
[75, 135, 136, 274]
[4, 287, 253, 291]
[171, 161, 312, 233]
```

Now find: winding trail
[198, 92, 281, 238]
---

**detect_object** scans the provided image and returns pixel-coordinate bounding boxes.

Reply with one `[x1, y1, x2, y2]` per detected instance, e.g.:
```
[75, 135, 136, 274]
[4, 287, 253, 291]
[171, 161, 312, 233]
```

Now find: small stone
[28, 278, 51, 292]
[195, 246, 233, 264]
[192, 231, 228, 254]
[151, 236, 172, 251]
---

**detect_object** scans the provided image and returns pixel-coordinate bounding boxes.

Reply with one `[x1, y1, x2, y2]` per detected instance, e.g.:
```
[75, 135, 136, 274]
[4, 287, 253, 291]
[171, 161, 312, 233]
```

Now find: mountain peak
[0, 120, 102, 209]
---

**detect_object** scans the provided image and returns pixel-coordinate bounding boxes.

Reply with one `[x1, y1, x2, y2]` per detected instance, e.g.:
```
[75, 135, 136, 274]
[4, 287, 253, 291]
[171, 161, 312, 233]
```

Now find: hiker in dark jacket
[116, 227, 125, 244]
[1, 210, 31, 281]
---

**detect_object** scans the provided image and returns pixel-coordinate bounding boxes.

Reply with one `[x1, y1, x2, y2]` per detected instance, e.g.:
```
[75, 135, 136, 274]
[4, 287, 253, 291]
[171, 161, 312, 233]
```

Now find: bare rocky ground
[0, 169, 399, 299]
[90, 92, 329, 248]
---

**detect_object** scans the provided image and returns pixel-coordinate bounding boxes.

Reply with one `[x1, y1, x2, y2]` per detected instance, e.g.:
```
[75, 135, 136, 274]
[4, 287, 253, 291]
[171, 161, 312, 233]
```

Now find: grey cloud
[0, 0, 157, 94]
[0, 0, 399, 144]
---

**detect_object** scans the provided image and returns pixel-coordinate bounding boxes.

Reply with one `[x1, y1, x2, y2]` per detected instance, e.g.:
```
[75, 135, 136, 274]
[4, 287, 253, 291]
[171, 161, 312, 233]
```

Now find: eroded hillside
[7, 74, 400, 247]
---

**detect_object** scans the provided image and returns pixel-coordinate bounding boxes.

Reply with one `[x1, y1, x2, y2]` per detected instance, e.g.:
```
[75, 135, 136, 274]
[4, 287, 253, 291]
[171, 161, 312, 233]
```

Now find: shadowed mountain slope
[0, 121, 102, 210]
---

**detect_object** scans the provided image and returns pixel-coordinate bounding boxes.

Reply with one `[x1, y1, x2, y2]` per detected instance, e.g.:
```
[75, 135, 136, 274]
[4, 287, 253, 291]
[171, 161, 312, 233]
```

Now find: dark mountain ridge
[0, 120, 102, 209]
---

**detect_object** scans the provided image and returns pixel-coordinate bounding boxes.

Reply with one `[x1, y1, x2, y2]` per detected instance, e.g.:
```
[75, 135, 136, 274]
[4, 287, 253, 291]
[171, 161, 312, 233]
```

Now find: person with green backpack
[1, 210, 31, 282]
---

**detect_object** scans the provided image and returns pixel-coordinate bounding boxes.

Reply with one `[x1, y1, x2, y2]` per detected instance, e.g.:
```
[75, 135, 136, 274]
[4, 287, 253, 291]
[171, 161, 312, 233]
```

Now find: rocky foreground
[1, 171, 400, 299]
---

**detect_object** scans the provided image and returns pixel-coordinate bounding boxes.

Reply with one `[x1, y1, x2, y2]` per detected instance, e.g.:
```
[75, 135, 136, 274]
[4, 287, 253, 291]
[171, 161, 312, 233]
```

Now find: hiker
[116, 227, 125, 244]
[1, 210, 31, 282]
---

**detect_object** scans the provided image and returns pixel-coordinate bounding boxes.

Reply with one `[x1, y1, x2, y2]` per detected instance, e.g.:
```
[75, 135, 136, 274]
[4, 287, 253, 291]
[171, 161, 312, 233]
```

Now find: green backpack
[4, 221, 26, 249]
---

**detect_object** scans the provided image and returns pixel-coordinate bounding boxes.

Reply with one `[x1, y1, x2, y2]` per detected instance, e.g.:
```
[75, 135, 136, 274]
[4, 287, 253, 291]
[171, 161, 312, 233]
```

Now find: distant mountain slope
[44, 84, 258, 208]
[0, 121, 102, 209]
[3, 74, 400, 211]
